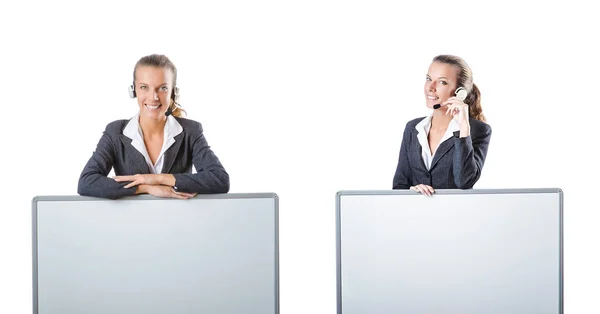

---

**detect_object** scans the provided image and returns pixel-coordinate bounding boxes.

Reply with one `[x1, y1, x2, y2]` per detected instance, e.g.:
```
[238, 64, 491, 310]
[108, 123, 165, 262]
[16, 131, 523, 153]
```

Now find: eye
[160, 86, 168, 91]
[140, 85, 147, 90]
[440, 81, 448, 85]
[425, 76, 431, 81]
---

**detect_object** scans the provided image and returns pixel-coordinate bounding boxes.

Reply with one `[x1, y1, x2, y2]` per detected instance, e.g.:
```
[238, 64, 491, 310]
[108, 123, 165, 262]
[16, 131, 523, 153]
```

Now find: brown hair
[133, 54, 186, 118]
[432, 55, 485, 122]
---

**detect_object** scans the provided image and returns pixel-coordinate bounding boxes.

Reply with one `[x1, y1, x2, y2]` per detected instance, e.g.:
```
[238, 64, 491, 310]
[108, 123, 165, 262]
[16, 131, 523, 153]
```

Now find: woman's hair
[133, 54, 186, 118]
[432, 55, 485, 122]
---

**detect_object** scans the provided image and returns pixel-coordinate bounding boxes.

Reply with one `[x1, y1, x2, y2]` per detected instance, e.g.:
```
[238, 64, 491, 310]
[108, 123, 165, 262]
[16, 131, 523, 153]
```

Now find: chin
[141, 110, 164, 119]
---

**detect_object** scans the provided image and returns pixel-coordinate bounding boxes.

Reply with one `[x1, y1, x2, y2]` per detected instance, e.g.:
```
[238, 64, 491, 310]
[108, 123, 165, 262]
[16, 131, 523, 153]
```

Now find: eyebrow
[427, 75, 450, 81]
[137, 82, 169, 86]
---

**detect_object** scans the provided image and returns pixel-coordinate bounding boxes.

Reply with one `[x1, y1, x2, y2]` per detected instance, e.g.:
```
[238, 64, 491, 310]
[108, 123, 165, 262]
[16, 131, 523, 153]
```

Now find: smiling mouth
[427, 95, 439, 100]
[145, 104, 162, 110]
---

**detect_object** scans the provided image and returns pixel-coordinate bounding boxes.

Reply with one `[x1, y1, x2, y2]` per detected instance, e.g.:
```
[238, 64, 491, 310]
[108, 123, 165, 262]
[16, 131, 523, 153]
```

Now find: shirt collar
[123, 114, 183, 140]
[415, 115, 460, 134]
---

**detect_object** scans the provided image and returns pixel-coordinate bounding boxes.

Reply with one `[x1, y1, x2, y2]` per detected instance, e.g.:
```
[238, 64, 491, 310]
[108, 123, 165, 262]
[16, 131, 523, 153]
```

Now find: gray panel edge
[337, 188, 563, 196]
[32, 193, 278, 202]
[336, 192, 342, 314]
[559, 190, 564, 314]
[274, 195, 280, 314]
[31, 197, 39, 314]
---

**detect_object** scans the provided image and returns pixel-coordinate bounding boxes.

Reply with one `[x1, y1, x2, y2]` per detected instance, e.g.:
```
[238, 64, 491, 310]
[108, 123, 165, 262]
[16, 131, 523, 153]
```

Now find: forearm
[78, 173, 137, 199]
[159, 174, 176, 186]
[134, 174, 175, 194]
[453, 124, 491, 189]
[173, 167, 230, 194]
[135, 184, 149, 195]
[452, 137, 480, 188]
[459, 122, 471, 138]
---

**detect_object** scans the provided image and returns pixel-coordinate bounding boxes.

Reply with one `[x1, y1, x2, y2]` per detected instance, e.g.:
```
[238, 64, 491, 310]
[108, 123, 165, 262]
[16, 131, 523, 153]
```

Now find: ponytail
[466, 83, 485, 122]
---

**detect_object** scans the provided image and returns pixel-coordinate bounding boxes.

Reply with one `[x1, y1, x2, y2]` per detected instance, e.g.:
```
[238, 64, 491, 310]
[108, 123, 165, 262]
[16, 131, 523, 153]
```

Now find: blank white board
[336, 189, 562, 314]
[33, 194, 279, 314]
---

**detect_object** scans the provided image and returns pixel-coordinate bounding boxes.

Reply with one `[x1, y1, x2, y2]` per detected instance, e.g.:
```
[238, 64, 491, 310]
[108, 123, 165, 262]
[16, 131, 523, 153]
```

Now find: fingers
[175, 191, 196, 198]
[167, 188, 195, 199]
[123, 181, 141, 189]
[169, 192, 189, 199]
[445, 103, 468, 116]
[410, 184, 435, 196]
[113, 175, 134, 182]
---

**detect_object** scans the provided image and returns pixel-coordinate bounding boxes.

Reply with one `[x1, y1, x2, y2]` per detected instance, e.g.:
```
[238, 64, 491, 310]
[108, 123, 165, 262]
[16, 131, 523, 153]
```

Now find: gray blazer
[393, 117, 492, 190]
[78, 117, 230, 199]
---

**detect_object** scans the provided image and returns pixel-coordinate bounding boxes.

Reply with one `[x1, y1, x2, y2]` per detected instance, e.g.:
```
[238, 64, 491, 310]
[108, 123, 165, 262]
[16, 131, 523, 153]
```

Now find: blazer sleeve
[393, 123, 413, 189]
[77, 123, 137, 199]
[452, 122, 492, 189]
[172, 127, 230, 194]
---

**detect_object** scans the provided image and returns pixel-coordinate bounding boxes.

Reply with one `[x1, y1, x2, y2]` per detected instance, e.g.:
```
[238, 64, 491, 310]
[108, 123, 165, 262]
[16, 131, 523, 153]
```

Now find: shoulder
[104, 119, 130, 135]
[404, 116, 426, 131]
[469, 118, 492, 137]
[174, 117, 204, 134]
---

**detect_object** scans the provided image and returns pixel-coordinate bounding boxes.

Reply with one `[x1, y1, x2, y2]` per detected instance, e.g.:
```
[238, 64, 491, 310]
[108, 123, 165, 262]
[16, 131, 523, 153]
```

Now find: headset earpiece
[172, 86, 180, 102]
[455, 87, 467, 101]
[165, 87, 181, 117]
[128, 84, 136, 98]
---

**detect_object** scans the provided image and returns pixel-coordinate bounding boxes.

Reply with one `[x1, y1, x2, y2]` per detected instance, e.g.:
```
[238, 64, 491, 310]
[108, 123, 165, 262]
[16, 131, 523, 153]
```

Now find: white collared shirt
[122, 114, 183, 174]
[415, 116, 460, 170]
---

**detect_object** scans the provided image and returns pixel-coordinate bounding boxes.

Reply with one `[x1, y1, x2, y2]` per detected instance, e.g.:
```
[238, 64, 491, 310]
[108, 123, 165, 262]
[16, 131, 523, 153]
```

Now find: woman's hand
[441, 97, 470, 136]
[410, 184, 435, 196]
[114, 174, 175, 188]
[137, 184, 196, 199]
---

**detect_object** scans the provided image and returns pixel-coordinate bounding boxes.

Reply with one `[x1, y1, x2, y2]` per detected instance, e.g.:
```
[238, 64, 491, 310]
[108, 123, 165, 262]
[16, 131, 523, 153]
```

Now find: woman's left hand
[114, 174, 162, 188]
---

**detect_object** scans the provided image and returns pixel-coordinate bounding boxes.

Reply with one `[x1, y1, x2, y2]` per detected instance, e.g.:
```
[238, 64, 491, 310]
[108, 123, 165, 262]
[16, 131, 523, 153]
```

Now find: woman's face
[424, 61, 459, 109]
[134, 66, 174, 120]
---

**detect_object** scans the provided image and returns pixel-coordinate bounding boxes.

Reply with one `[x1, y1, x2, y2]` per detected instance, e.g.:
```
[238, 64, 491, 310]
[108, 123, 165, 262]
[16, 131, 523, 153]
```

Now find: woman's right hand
[136, 184, 196, 199]
[410, 184, 435, 196]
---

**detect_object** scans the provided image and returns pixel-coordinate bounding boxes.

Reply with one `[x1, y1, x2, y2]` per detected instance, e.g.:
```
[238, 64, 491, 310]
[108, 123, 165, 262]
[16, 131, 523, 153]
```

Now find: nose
[427, 81, 436, 92]
[153, 90, 159, 101]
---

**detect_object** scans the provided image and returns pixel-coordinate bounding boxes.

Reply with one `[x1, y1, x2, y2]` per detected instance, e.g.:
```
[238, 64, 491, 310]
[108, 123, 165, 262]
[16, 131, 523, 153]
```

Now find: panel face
[338, 191, 561, 314]
[34, 197, 277, 314]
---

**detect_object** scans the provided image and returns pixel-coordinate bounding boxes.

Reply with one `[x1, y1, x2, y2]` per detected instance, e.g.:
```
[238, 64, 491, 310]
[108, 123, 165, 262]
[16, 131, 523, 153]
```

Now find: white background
[1, 0, 597, 313]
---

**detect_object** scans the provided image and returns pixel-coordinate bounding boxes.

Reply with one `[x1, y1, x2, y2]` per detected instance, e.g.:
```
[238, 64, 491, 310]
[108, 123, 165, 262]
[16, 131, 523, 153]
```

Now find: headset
[454, 87, 468, 101]
[129, 83, 182, 116]
[433, 87, 469, 109]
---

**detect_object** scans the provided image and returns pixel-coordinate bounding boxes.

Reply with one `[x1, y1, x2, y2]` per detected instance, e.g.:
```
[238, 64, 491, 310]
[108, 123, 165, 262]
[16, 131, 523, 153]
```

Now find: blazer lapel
[430, 131, 459, 170]
[161, 132, 185, 173]
[119, 134, 151, 174]
[411, 129, 429, 172]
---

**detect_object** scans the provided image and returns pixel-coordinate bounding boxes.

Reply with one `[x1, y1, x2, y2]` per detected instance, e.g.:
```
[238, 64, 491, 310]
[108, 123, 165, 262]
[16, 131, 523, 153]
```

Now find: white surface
[1, 0, 598, 313]
[339, 192, 560, 314]
[35, 197, 276, 314]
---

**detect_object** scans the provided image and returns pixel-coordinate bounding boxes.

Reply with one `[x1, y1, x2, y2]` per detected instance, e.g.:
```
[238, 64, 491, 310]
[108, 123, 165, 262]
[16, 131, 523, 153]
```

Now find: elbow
[77, 175, 92, 196]
[455, 181, 475, 190]
[393, 183, 410, 190]
[78, 174, 119, 200]
[454, 173, 480, 189]
[213, 171, 230, 193]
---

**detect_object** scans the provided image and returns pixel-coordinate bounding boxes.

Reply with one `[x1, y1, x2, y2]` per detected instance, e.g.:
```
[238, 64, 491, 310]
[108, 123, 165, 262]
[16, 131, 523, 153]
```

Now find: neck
[139, 115, 166, 137]
[431, 109, 453, 130]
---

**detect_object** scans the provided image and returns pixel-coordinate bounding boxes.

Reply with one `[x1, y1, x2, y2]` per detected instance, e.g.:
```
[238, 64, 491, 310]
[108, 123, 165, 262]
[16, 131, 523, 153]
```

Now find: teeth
[146, 104, 160, 109]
